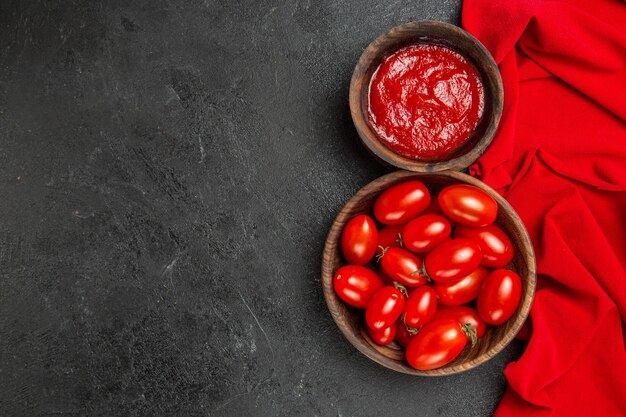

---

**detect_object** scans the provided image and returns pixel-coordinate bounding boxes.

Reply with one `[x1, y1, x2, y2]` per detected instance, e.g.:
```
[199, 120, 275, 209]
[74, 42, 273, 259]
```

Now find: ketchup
[368, 44, 484, 160]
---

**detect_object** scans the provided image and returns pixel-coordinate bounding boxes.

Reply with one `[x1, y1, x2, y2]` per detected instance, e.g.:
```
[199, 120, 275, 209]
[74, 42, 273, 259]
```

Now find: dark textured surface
[0, 1, 525, 416]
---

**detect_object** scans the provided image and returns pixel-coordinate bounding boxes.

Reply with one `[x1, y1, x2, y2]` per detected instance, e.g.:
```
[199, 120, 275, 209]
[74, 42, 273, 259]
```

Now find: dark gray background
[0, 0, 525, 416]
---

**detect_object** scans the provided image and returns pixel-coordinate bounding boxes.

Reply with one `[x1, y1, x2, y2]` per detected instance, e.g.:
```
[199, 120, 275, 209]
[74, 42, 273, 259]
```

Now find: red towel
[462, 0, 626, 415]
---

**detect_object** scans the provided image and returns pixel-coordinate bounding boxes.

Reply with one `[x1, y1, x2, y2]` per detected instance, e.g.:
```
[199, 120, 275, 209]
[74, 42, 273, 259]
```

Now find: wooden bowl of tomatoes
[321, 170, 535, 376]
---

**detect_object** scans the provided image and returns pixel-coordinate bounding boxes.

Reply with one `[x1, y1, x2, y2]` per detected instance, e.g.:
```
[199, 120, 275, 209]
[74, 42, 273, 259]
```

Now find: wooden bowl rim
[349, 20, 504, 172]
[321, 170, 536, 376]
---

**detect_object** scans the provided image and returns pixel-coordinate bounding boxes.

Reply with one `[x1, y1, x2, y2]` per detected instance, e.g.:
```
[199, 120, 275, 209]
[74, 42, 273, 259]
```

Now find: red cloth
[462, 0, 626, 415]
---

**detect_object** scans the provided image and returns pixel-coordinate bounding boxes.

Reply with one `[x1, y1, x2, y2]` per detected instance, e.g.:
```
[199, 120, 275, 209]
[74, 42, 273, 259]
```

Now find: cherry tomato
[366, 286, 406, 330]
[368, 323, 396, 345]
[455, 224, 514, 268]
[379, 271, 420, 294]
[433, 266, 489, 305]
[333, 265, 385, 308]
[405, 319, 472, 370]
[403, 286, 437, 329]
[395, 319, 416, 348]
[438, 184, 497, 227]
[434, 305, 487, 339]
[424, 198, 458, 228]
[421, 196, 445, 216]
[341, 214, 378, 265]
[376, 224, 404, 255]
[379, 247, 428, 287]
[402, 214, 451, 253]
[377, 266, 395, 286]
[374, 181, 431, 225]
[425, 238, 482, 283]
[478, 269, 522, 325]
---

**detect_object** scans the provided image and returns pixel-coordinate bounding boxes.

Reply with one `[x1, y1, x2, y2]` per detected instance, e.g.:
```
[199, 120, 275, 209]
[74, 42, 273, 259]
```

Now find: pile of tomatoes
[333, 180, 522, 370]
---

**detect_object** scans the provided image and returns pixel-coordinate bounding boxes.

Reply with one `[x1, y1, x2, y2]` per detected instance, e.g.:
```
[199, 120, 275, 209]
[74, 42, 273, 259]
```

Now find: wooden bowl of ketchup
[349, 20, 503, 172]
[322, 21, 534, 376]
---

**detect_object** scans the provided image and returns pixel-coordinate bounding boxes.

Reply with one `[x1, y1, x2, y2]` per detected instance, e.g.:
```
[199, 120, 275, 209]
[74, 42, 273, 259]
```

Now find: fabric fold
[462, 0, 626, 415]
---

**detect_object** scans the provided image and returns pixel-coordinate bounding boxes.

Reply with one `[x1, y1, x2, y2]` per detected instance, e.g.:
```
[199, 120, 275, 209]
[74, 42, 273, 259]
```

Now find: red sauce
[368, 44, 485, 160]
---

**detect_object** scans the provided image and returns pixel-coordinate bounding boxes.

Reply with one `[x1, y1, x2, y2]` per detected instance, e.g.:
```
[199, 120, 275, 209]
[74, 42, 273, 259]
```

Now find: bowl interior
[321, 170, 535, 376]
[349, 21, 503, 172]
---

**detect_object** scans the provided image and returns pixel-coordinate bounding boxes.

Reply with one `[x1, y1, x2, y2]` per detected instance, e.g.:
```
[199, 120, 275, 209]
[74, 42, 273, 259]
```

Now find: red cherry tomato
[374, 181, 431, 225]
[402, 214, 451, 253]
[425, 238, 482, 283]
[455, 224, 514, 268]
[438, 184, 497, 227]
[405, 319, 472, 370]
[433, 266, 489, 306]
[376, 224, 404, 255]
[366, 286, 406, 330]
[395, 319, 416, 348]
[379, 247, 428, 287]
[434, 305, 487, 339]
[378, 273, 421, 294]
[341, 214, 378, 265]
[424, 198, 459, 228]
[478, 269, 522, 325]
[368, 323, 396, 345]
[421, 196, 445, 216]
[377, 266, 395, 286]
[333, 265, 385, 308]
[402, 286, 437, 329]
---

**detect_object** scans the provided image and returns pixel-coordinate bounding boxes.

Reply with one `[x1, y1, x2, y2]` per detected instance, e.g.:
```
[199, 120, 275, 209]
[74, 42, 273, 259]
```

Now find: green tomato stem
[376, 245, 389, 262]
[393, 282, 408, 298]
[405, 324, 420, 335]
[461, 323, 478, 347]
